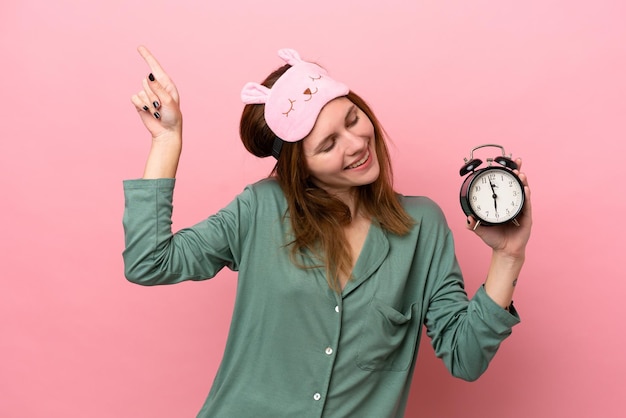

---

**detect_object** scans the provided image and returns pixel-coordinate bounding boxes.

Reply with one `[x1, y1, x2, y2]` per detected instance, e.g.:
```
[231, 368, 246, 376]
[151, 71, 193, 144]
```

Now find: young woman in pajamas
[124, 46, 532, 417]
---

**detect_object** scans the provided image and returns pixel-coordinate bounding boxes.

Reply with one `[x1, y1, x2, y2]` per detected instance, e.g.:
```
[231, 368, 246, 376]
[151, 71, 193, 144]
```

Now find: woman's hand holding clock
[467, 157, 532, 309]
[467, 158, 532, 260]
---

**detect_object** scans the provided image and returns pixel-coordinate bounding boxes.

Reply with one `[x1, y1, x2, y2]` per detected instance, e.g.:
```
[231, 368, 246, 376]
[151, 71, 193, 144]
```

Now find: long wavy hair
[240, 64, 414, 291]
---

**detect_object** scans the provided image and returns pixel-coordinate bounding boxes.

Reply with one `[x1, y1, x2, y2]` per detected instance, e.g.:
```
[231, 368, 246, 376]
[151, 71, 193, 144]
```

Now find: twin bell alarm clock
[459, 144, 525, 228]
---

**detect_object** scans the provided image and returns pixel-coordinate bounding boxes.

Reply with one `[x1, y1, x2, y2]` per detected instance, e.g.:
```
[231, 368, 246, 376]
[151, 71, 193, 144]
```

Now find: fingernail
[142, 105, 149, 111]
[148, 73, 155, 82]
[154, 111, 161, 119]
[153, 101, 159, 109]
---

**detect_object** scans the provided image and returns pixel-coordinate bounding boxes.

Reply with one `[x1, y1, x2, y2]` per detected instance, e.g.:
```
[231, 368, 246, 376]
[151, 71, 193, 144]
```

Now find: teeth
[347, 151, 369, 169]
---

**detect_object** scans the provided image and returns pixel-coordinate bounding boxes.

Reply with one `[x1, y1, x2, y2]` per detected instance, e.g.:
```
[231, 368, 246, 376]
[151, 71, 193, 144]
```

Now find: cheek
[317, 156, 346, 177]
[305, 157, 333, 178]
[324, 157, 346, 174]
[359, 116, 375, 135]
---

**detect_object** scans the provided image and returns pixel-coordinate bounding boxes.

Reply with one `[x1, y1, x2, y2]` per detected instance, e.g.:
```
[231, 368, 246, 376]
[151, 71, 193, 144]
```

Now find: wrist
[492, 248, 526, 265]
[151, 129, 182, 145]
[483, 250, 525, 308]
[143, 133, 182, 179]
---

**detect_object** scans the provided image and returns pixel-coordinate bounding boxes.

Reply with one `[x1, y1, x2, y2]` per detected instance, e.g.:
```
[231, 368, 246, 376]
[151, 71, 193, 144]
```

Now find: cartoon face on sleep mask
[241, 49, 350, 156]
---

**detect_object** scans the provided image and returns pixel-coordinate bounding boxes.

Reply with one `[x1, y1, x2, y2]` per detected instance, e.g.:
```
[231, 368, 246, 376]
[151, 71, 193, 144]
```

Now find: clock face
[467, 168, 524, 224]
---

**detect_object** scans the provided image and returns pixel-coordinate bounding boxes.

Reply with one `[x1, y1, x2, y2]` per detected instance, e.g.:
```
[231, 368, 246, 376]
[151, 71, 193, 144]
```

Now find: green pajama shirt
[122, 178, 520, 418]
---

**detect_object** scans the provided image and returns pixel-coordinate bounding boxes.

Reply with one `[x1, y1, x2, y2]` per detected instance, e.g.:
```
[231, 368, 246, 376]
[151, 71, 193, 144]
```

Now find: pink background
[2, 1, 625, 417]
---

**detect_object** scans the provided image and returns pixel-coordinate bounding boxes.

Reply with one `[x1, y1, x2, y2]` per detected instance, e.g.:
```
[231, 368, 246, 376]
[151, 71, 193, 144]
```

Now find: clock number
[475, 185, 481, 192]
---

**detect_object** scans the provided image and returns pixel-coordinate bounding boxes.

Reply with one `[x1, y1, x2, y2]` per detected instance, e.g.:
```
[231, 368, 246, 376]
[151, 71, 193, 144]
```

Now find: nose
[343, 131, 367, 155]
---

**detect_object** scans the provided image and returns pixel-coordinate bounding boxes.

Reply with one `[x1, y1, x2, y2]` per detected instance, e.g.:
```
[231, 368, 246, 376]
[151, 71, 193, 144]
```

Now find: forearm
[484, 250, 525, 309]
[142, 132, 182, 179]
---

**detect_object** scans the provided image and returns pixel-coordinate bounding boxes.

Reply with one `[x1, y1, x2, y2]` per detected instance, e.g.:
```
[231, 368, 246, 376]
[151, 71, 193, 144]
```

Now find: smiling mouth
[345, 151, 370, 169]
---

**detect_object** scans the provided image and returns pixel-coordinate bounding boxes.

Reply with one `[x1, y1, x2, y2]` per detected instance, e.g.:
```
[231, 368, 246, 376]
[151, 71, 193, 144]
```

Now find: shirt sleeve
[122, 178, 254, 286]
[424, 227, 521, 382]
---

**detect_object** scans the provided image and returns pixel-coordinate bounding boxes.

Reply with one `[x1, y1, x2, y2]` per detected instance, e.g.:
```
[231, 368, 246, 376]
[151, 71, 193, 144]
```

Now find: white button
[325, 347, 333, 355]
[335, 305, 340, 313]
[313, 393, 321, 401]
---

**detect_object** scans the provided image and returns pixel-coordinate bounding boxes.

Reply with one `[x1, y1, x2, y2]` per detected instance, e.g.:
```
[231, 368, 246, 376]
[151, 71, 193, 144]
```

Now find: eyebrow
[313, 104, 357, 153]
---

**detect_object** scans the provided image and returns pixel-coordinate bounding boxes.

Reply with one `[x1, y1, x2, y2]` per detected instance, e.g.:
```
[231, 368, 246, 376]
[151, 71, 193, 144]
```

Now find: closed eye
[309, 74, 322, 81]
[321, 137, 337, 153]
[282, 99, 296, 117]
[346, 106, 360, 127]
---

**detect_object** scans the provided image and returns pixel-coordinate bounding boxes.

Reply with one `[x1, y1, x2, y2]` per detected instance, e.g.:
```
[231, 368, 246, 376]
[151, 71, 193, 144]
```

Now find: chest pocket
[356, 299, 420, 372]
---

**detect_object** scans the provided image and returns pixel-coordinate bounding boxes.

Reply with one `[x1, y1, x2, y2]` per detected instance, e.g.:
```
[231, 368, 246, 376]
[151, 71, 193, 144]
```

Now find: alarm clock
[459, 144, 525, 228]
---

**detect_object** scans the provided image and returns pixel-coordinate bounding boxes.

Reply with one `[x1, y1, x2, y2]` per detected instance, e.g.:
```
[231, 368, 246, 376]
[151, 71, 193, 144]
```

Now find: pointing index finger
[137, 45, 166, 78]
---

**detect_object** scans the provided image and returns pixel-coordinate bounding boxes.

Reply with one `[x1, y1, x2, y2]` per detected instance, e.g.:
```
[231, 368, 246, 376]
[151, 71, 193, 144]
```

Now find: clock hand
[489, 180, 498, 212]
[489, 180, 498, 194]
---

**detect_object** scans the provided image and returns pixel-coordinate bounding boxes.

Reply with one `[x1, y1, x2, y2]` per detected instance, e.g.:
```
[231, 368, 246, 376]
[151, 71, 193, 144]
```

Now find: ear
[278, 48, 304, 66]
[241, 82, 271, 104]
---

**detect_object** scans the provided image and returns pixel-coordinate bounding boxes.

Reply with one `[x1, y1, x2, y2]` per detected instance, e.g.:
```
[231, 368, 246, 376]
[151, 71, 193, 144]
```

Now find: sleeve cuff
[123, 178, 176, 190]
[474, 285, 521, 328]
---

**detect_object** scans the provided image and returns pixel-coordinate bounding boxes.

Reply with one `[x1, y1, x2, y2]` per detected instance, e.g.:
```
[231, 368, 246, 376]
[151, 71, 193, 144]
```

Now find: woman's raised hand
[130, 46, 182, 141]
[130, 46, 183, 179]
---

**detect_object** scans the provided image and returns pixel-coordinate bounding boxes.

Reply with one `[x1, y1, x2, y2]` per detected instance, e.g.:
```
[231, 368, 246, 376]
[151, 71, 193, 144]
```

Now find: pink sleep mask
[241, 49, 350, 145]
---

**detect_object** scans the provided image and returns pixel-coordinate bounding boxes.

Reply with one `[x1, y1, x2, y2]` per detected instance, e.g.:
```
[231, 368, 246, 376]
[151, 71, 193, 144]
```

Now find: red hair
[240, 66, 413, 291]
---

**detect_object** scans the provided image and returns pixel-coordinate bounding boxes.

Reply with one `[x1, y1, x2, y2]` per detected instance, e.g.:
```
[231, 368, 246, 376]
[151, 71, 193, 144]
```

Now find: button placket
[311, 299, 340, 409]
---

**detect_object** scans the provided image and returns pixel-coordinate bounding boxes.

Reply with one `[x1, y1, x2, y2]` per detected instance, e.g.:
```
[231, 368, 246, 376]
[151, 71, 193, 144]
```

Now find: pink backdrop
[2, 0, 625, 417]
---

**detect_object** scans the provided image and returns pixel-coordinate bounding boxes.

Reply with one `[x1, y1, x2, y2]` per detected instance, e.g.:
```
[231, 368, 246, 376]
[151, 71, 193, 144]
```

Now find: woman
[124, 46, 532, 418]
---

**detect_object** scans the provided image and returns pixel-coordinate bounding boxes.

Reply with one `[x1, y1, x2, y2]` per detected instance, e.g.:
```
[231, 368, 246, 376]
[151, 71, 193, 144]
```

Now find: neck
[335, 188, 360, 219]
